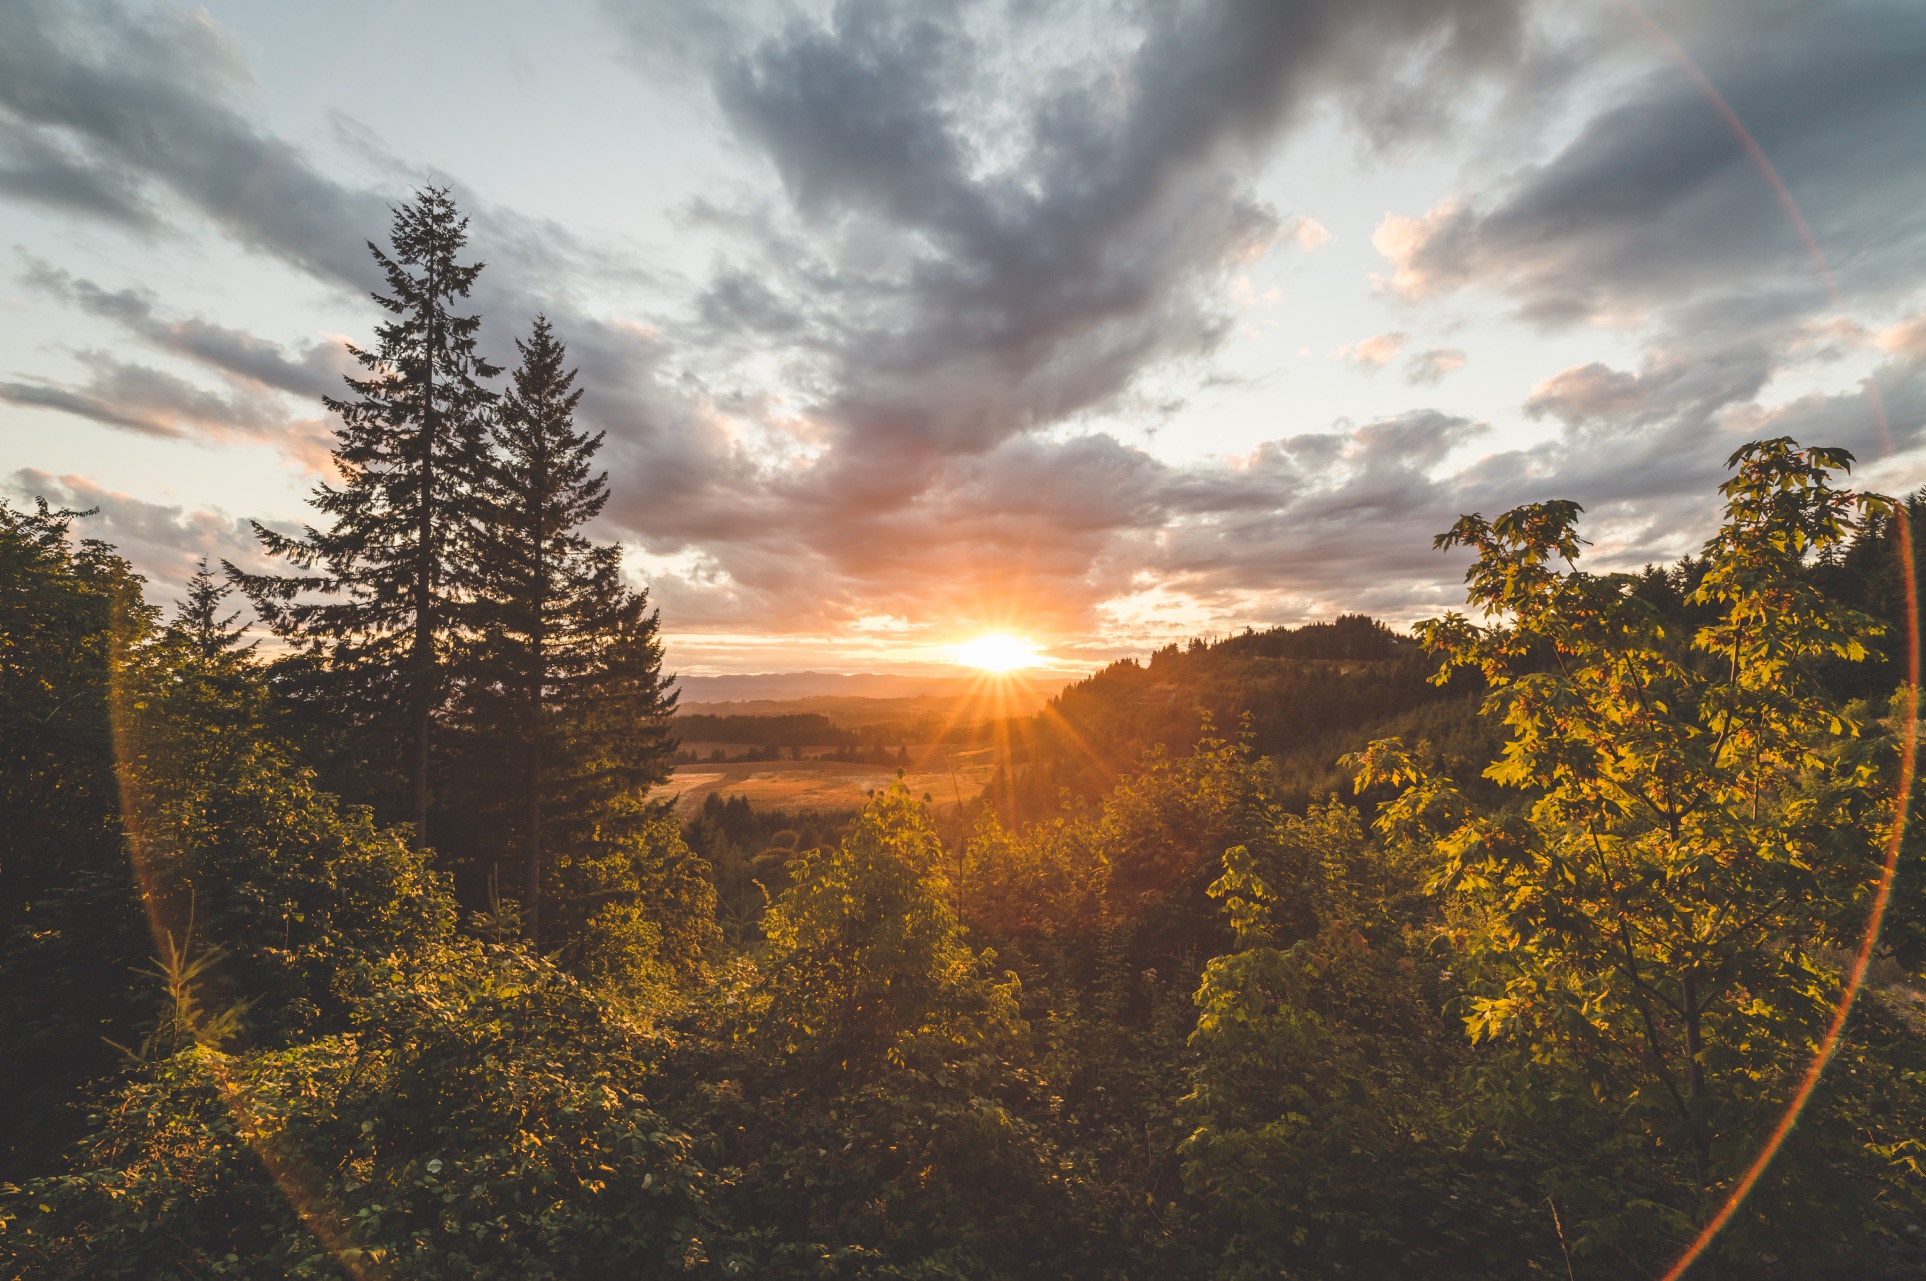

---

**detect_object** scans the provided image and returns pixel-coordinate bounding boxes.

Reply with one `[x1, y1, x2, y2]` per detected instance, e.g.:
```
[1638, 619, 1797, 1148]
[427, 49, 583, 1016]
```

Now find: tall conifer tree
[231, 187, 498, 841]
[459, 317, 676, 947]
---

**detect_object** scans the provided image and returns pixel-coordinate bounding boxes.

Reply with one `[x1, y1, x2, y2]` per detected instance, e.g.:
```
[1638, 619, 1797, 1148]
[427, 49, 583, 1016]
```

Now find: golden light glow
[952, 633, 1041, 672]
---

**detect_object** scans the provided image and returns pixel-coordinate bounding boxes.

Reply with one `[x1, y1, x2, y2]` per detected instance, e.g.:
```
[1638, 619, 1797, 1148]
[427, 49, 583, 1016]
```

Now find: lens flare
[1623, 5, 1920, 1275]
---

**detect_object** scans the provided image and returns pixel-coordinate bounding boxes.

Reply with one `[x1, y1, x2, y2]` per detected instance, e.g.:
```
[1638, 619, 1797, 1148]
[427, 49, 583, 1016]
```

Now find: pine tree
[460, 316, 676, 947]
[171, 559, 252, 659]
[230, 187, 499, 841]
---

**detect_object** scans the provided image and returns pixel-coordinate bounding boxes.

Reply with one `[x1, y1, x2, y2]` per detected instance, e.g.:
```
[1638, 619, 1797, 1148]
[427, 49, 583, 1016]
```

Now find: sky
[2, 0, 1924, 677]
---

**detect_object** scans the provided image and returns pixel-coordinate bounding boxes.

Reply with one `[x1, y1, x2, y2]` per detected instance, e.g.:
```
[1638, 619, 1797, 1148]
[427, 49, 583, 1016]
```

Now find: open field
[675, 671, 1064, 705]
[650, 749, 999, 816]
[678, 688, 1053, 728]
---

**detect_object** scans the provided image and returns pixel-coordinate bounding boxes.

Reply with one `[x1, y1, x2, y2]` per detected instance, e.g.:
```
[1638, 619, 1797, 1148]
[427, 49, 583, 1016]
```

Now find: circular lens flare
[952, 633, 1041, 672]
[1623, 6, 1918, 1276]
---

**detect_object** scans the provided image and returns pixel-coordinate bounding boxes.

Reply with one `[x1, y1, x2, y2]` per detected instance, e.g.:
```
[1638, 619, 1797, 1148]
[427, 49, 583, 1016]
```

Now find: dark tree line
[229, 188, 675, 945]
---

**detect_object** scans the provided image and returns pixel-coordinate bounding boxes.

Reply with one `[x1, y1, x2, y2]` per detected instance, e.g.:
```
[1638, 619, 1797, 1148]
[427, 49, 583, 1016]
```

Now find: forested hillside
[3, 189, 1923, 1280]
[981, 503, 1926, 829]
[978, 614, 1492, 824]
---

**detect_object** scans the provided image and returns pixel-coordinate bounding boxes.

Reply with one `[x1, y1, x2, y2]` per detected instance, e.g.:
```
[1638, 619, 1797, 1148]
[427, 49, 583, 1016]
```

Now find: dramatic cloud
[1363, 0, 1926, 587]
[20, 258, 352, 401]
[3, 0, 1922, 670]
[0, 0, 1542, 652]
[591, 0, 1538, 645]
[686, 0, 1524, 468]
[631, 410, 1503, 650]
[1373, 2, 1926, 327]
[0, 0, 389, 285]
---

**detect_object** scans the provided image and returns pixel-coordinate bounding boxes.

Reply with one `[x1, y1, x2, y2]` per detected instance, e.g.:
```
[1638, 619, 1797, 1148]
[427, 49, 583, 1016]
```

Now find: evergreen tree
[230, 187, 499, 841]
[170, 559, 252, 659]
[459, 316, 676, 947]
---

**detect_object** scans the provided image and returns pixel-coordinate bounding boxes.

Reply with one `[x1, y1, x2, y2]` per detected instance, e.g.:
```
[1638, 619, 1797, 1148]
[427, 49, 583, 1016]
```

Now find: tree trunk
[524, 501, 546, 947]
[411, 697, 430, 842]
[1683, 969, 1710, 1203]
[412, 458, 435, 843]
[412, 471, 435, 840]
[412, 262, 439, 844]
[524, 728, 542, 948]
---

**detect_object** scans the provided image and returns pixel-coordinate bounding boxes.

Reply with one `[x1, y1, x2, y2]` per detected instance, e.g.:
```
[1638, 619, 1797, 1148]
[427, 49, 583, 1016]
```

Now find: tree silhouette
[231, 187, 499, 841]
[458, 316, 675, 946]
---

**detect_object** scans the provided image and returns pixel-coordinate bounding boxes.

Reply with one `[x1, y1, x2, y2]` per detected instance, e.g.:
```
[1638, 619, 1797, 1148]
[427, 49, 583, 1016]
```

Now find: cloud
[1094, 334, 1920, 640]
[0, 0, 1553, 652]
[0, 0, 392, 287]
[1522, 338, 1777, 433]
[1371, 3, 1926, 327]
[624, 406, 1508, 648]
[1405, 346, 1467, 384]
[1355, 0, 1926, 588]
[0, 123, 155, 225]
[0, 4, 699, 495]
[1290, 216, 1332, 250]
[0, 350, 336, 470]
[10, 257, 359, 471]
[1879, 312, 1926, 361]
[9, 255, 348, 472]
[587, 0, 1537, 643]
[19, 257, 353, 400]
[1372, 201, 1469, 302]
[687, 0, 1525, 481]
[6, 468, 271, 603]
[1342, 331, 1410, 370]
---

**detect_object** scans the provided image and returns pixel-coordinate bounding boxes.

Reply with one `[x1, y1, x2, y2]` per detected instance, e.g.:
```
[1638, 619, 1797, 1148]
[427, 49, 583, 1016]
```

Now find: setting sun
[952, 633, 1042, 672]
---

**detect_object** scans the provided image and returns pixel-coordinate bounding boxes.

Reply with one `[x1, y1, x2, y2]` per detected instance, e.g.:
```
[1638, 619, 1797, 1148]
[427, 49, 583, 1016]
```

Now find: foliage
[674, 711, 854, 747]
[544, 815, 720, 1001]
[683, 796, 856, 946]
[112, 601, 456, 1044]
[6, 945, 717, 1280]
[0, 499, 154, 1178]
[751, 785, 1007, 1070]
[684, 784, 1104, 1278]
[170, 559, 255, 660]
[1177, 802, 1547, 1279]
[985, 614, 1460, 822]
[1353, 438, 1926, 1271]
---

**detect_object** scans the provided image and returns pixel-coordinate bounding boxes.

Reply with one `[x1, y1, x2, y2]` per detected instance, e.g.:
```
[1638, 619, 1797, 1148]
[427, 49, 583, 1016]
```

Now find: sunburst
[952, 633, 1041, 673]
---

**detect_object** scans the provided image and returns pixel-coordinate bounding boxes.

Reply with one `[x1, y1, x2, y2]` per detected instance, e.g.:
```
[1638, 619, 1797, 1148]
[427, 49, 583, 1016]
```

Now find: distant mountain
[674, 669, 1058, 705]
